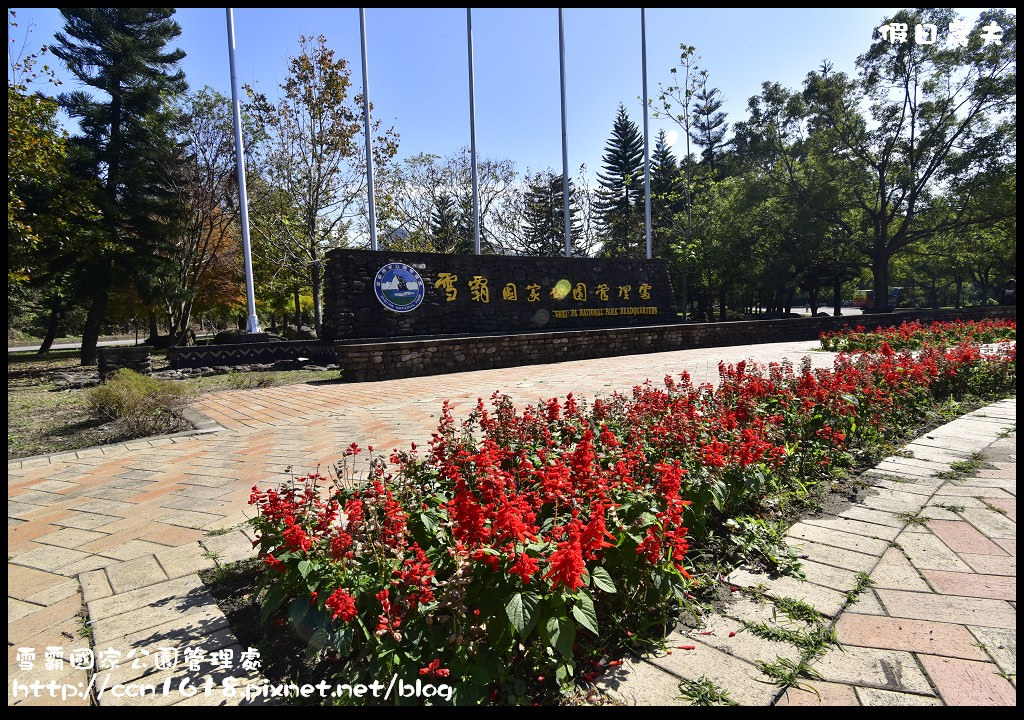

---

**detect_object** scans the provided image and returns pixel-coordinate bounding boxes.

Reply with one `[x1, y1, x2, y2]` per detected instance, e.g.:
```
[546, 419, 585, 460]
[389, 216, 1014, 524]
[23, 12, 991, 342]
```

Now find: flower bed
[819, 318, 1016, 352]
[248, 338, 1015, 704]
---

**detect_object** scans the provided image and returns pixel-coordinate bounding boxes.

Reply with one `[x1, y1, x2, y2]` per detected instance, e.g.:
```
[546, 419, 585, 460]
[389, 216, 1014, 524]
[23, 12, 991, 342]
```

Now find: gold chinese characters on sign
[430, 273, 657, 312]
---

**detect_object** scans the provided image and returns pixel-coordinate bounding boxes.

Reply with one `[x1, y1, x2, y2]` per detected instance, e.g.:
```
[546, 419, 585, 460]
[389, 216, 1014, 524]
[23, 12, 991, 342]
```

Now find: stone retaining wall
[169, 340, 336, 369]
[97, 346, 153, 381]
[336, 306, 1016, 382]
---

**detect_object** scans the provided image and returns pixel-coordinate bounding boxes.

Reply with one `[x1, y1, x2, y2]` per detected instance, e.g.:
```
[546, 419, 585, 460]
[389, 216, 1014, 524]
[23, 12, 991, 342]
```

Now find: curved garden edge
[6, 405, 225, 471]
[597, 397, 1016, 706]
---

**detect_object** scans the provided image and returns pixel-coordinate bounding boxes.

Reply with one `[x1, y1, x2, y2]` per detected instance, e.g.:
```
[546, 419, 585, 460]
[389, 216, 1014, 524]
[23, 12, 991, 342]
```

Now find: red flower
[509, 551, 540, 583]
[419, 659, 450, 678]
[325, 588, 358, 622]
[543, 520, 586, 591]
[263, 553, 285, 572]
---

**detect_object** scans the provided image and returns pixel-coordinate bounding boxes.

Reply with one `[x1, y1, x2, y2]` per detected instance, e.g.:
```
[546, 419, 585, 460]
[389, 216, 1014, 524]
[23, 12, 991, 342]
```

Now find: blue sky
[9, 7, 1009, 179]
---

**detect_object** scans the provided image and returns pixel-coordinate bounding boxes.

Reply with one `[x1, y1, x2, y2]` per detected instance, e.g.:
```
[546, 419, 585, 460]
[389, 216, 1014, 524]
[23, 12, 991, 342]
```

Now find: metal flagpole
[641, 8, 652, 260]
[226, 8, 261, 333]
[559, 9, 571, 258]
[467, 8, 481, 255]
[359, 8, 378, 252]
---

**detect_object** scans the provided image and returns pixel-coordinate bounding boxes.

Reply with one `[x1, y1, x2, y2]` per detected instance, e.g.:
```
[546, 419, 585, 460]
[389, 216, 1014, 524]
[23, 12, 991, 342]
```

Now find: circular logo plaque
[374, 263, 425, 313]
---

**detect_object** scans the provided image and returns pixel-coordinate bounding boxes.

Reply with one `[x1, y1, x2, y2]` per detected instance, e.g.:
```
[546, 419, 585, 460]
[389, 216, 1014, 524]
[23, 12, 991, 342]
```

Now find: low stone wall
[97, 346, 152, 381]
[169, 340, 336, 369]
[336, 306, 1016, 382]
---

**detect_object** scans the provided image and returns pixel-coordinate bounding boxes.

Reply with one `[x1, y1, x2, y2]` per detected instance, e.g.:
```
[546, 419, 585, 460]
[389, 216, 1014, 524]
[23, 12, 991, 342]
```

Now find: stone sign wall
[321, 249, 677, 340]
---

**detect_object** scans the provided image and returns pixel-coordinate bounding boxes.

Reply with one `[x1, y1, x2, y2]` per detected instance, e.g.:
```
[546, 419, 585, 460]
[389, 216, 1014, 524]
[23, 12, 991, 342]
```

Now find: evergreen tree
[689, 84, 729, 174]
[52, 8, 187, 364]
[649, 131, 682, 259]
[521, 171, 583, 257]
[595, 104, 645, 257]
[429, 192, 461, 253]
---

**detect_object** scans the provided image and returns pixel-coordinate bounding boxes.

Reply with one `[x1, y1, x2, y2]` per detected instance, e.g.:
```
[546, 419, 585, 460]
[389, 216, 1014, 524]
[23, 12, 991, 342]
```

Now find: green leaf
[297, 559, 313, 578]
[546, 616, 576, 660]
[505, 591, 540, 639]
[306, 628, 329, 663]
[570, 593, 599, 635]
[591, 566, 617, 593]
[260, 583, 289, 624]
[420, 512, 438, 535]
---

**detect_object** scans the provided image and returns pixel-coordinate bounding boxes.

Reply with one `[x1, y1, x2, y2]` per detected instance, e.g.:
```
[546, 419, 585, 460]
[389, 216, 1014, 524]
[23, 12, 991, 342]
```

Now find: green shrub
[87, 369, 194, 437]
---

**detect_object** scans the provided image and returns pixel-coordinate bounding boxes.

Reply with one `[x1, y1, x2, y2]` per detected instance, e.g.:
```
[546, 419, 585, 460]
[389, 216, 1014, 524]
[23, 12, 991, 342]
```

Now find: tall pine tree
[650, 131, 682, 260]
[595, 104, 645, 257]
[52, 8, 186, 364]
[429, 192, 461, 253]
[521, 171, 583, 257]
[690, 84, 728, 175]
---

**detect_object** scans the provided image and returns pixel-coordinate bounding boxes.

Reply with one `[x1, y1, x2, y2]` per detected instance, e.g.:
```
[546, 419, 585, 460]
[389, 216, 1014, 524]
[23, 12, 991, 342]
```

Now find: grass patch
[934, 502, 966, 514]
[895, 511, 929, 526]
[677, 677, 737, 706]
[844, 572, 875, 606]
[935, 453, 993, 481]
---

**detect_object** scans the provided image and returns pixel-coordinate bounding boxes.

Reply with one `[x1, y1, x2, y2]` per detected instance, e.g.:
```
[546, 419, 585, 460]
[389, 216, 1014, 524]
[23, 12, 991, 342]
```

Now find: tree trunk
[294, 286, 301, 328]
[833, 274, 842, 316]
[311, 268, 323, 337]
[173, 298, 194, 346]
[80, 285, 109, 366]
[37, 294, 63, 356]
[679, 264, 688, 322]
[809, 287, 819, 316]
[148, 310, 159, 342]
[719, 287, 727, 322]
[955, 276, 963, 309]
[871, 248, 890, 312]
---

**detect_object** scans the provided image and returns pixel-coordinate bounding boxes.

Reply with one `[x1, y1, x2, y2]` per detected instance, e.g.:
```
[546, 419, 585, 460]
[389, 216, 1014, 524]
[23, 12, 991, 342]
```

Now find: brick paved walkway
[7, 340, 1015, 705]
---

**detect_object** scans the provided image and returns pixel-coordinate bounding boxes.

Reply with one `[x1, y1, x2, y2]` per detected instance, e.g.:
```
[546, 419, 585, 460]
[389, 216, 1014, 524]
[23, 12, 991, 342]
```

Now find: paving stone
[869, 547, 930, 591]
[793, 560, 860, 592]
[69, 499, 137, 516]
[7, 595, 84, 645]
[596, 659, 689, 706]
[98, 540, 170, 562]
[921, 569, 1015, 601]
[157, 509, 227, 529]
[776, 682, 859, 706]
[670, 615, 801, 667]
[959, 553, 1016, 576]
[55, 554, 118, 577]
[926, 519, 1007, 556]
[158, 496, 232, 513]
[895, 531, 973, 572]
[727, 568, 847, 618]
[788, 540, 878, 573]
[201, 531, 256, 565]
[99, 625, 238, 686]
[810, 645, 933, 694]
[154, 543, 217, 580]
[845, 589, 887, 616]
[858, 494, 925, 515]
[967, 626, 1016, 678]
[835, 505, 905, 529]
[836, 613, 988, 661]
[10, 545, 93, 572]
[854, 687, 942, 706]
[959, 507, 1016, 539]
[875, 589, 1016, 630]
[82, 486, 142, 502]
[24, 577, 80, 606]
[935, 486, 1014, 499]
[647, 640, 779, 706]
[32, 527, 109, 549]
[917, 654, 1016, 706]
[89, 575, 203, 622]
[8, 597, 43, 623]
[800, 515, 901, 542]
[80, 569, 113, 603]
[54, 512, 123, 530]
[106, 555, 170, 594]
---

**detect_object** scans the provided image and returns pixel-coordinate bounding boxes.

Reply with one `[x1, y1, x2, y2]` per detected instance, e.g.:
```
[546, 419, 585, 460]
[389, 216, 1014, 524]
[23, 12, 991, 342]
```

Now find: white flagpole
[641, 8, 652, 261]
[559, 8, 571, 257]
[226, 8, 261, 333]
[359, 8, 378, 252]
[467, 8, 481, 255]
